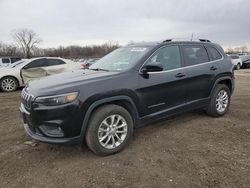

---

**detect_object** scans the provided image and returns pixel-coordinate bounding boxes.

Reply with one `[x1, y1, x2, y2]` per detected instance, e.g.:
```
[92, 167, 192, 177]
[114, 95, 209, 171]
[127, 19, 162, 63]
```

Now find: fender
[79, 95, 139, 141]
[0, 75, 21, 87]
[209, 76, 234, 97]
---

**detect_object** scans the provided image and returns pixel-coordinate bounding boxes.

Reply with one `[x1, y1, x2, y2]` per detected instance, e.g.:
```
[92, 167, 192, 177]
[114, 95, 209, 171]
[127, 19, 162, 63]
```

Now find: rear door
[181, 44, 222, 103]
[137, 45, 188, 116]
[44, 58, 67, 75]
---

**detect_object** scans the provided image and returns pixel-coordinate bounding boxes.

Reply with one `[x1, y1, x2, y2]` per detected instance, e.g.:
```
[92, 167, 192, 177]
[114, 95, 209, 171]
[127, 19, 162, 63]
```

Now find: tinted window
[2, 58, 10, 64]
[10, 58, 21, 63]
[183, 45, 209, 66]
[206, 46, 222, 61]
[47, 59, 66, 66]
[25, 59, 47, 69]
[146, 46, 181, 71]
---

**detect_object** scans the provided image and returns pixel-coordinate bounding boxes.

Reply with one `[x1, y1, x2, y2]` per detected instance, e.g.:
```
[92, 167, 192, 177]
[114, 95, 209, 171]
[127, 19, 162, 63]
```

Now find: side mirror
[141, 64, 163, 74]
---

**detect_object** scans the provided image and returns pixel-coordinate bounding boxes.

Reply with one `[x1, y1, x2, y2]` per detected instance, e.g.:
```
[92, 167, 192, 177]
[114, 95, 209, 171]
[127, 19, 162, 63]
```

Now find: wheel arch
[79, 95, 139, 141]
[0, 75, 20, 87]
[210, 76, 234, 97]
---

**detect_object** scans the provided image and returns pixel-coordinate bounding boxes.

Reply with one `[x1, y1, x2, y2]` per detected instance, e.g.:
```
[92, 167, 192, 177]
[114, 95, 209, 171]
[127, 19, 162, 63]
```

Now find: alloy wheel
[215, 90, 229, 113]
[1, 78, 16, 92]
[98, 114, 128, 149]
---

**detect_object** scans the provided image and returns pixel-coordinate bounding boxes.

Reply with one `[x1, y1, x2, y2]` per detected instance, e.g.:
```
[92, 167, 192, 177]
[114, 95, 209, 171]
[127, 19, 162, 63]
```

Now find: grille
[21, 89, 35, 109]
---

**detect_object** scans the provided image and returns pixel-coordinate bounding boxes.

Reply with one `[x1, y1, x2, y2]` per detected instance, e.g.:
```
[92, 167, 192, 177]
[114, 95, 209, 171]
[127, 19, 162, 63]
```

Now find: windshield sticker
[131, 48, 147, 52]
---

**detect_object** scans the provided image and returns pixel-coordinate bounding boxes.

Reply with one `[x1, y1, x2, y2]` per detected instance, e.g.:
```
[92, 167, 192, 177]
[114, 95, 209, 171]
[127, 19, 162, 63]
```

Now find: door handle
[210, 66, 217, 71]
[175, 73, 185, 78]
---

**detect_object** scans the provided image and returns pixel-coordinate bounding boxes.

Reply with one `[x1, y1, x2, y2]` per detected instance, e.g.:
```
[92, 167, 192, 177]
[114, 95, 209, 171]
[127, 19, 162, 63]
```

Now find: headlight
[35, 92, 78, 106]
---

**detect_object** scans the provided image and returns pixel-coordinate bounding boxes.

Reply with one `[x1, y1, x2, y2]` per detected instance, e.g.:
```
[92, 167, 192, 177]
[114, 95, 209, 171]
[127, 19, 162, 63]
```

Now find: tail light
[80, 64, 86, 69]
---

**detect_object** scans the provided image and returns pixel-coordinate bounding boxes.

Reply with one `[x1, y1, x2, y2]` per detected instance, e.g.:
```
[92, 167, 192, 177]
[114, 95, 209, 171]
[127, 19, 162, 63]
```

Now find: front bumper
[20, 103, 82, 145]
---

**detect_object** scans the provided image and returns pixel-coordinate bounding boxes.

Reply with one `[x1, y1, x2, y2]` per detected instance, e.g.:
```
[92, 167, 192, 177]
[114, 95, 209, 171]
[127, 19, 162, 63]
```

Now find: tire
[85, 104, 133, 156]
[0, 77, 18, 92]
[206, 84, 231, 117]
[236, 63, 241, 70]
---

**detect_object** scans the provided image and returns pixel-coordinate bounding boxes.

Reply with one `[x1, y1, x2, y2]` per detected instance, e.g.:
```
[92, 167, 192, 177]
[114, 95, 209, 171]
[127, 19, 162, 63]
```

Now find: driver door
[137, 45, 188, 116]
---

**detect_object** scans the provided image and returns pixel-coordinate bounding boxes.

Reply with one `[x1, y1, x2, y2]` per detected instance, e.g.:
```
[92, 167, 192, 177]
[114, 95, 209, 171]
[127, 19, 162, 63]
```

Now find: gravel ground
[0, 70, 249, 188]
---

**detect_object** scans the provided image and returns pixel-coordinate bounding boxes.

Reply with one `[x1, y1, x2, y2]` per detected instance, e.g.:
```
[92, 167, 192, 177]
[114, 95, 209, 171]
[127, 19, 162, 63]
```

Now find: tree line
[2, 28, 249, 58]
[0, 28, 120, 59]
[225, 46, 249, 54]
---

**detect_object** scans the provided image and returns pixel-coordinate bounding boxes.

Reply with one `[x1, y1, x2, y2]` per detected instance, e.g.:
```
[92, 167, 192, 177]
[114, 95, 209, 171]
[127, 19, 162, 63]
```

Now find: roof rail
[199, 39, 211, 42]
[162, 38, 211, 43]
[162, 39, 173, 43]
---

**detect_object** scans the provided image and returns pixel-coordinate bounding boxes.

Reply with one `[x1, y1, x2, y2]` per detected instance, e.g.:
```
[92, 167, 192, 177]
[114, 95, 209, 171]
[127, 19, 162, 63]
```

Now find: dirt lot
[0, 70, 249, 188]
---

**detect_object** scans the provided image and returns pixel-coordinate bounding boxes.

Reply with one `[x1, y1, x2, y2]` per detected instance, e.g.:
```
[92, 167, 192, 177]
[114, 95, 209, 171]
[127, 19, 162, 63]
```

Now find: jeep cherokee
[20, 39, 234, 156]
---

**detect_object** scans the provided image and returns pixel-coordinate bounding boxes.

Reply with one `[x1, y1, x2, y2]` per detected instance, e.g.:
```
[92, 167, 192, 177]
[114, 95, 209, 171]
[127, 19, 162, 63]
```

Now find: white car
[229, 54, 242, 70]
[0, 57, 82, 92]
[239, 54, 250, 68]
[0, 57, 22, 67]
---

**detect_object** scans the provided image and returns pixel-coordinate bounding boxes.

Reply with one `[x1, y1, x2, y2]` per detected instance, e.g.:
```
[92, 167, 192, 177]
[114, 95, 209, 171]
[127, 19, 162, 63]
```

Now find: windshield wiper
[89, 68, 110, 72]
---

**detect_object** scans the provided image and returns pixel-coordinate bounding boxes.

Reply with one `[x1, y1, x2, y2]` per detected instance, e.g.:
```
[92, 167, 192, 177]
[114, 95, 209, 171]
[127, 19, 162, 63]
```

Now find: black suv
[20, 39, 234, 156]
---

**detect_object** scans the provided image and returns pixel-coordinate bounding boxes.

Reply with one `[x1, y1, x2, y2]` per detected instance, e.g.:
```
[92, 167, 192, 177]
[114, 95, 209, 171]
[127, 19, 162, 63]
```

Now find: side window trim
[140, 44, 184, 73]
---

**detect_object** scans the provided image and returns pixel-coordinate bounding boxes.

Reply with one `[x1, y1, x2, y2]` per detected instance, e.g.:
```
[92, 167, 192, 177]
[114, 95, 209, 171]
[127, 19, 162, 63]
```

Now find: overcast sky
[0, 0, 249, 48]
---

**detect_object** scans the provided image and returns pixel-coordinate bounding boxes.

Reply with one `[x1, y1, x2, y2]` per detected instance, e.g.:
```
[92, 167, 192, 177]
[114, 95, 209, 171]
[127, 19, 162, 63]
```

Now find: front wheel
[85, 104, 133, 156]
[0, 77, 18, 92]
[206, 84, 231, 117]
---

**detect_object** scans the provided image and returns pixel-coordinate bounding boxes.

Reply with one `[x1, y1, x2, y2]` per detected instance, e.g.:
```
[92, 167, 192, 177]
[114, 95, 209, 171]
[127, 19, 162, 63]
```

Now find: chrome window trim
[139, 44, 224, 74]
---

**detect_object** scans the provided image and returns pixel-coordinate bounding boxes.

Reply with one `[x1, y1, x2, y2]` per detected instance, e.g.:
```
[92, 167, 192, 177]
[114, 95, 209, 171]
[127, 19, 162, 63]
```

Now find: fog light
[39, 125, 64, 137]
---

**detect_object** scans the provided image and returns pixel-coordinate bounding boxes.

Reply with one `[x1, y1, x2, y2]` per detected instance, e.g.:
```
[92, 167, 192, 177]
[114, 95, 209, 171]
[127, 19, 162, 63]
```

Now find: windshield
[89, 46, 152, 71]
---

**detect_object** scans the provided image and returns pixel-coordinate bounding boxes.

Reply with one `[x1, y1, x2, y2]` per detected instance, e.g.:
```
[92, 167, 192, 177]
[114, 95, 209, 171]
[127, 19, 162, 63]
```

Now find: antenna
[191, 33, 194, 41]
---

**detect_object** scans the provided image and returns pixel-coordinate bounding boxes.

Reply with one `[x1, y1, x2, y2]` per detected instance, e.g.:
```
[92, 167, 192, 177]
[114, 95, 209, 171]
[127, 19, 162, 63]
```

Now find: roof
[127, 38, 215, 47]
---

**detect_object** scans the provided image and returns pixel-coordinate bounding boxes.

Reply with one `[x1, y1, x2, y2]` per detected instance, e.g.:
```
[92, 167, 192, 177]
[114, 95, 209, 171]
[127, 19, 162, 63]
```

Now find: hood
[0, 67, 13, 71]
[27, 69, 120, 96]
[0, 67, 19, 75]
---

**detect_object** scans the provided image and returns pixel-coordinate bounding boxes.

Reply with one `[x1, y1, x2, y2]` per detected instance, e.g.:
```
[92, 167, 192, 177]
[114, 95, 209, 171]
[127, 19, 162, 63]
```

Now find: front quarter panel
[0, 68, 24, 86]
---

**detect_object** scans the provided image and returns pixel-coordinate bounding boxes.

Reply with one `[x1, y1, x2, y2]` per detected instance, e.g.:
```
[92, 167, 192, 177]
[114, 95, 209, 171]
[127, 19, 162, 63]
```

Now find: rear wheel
[85, 104, 133, 156]
[0, 77, 18, 92]
[206, 84, 231, 117]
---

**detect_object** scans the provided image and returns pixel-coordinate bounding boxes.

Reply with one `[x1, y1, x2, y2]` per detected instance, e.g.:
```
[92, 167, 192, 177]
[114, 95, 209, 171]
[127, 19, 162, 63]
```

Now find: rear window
[206, 46, 222, 61]
[47, 59, 66, 66]
[2, 58, 10, 64]
[183, 45, 209, 66]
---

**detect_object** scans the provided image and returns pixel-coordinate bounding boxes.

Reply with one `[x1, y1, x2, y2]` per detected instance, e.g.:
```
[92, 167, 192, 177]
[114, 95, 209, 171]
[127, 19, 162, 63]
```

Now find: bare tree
[13, 28, 42, 58]
[0, 41, 22, 57]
